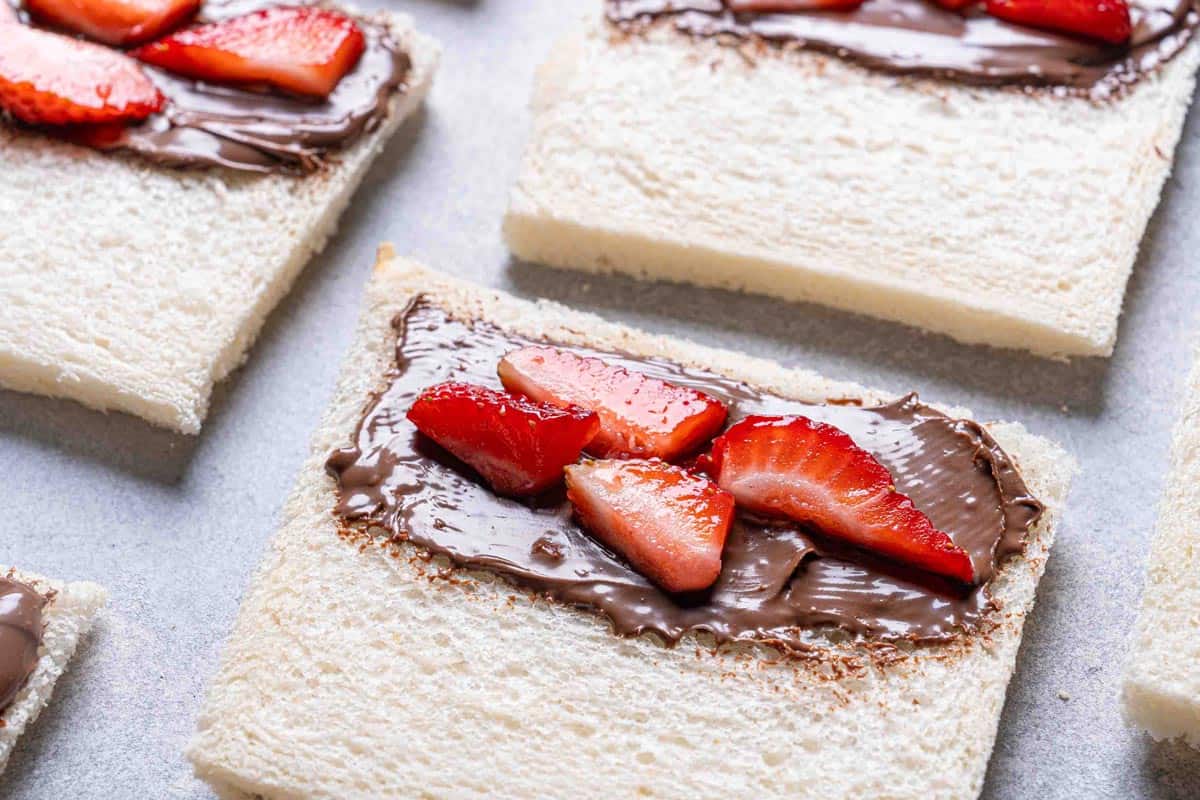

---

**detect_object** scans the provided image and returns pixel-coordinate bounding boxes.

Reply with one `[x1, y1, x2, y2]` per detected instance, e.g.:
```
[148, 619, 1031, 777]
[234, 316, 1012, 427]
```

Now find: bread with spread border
[0, 12, 439, 434]
[0, 567, 107, 776]
[503, 12, 1199, 358]
[188, 250, 1076, 799]
[1122, 349, 1200, 749]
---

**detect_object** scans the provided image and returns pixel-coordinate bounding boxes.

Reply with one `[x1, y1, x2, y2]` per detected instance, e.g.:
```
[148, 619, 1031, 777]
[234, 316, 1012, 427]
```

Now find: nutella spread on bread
[608, 0, 1198, 97]
[327, 300, 1044, 651]
[5, 0, 411, 173]
[0, 578, 45, 712]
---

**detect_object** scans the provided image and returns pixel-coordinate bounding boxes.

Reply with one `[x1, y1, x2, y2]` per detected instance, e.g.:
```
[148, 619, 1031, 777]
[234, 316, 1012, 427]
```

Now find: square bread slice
[0, 13, 440, 434]
[0, 567, 107, 775]
[1122, 351, 1200, 748]
[504, 14, 1199, 358]
[188, 249, 1076, 800]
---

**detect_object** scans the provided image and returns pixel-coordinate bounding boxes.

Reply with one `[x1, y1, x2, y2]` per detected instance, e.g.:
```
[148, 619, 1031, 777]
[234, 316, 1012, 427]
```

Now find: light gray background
[2, 0, 1199, 796]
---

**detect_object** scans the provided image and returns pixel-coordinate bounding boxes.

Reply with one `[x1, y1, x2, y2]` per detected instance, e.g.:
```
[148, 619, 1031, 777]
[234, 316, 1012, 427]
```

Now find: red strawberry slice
[565, 459, 735, 593]
[498, 346, 728, 462]
[929, 0, 975, 10]
[727, 0, 865, 9]
[0, 24, 164, 126]
[407, 382, 599, 497]
[710, 416, 975, 583]
[985, 0, 1131, 44]
[133, 6, 366, 99]
[24, 0, 200, 46]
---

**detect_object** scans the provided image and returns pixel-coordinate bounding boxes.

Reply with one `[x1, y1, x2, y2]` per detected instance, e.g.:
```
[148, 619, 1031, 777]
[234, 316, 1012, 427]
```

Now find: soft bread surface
[0, 14, 439, 434]
[0, 567, 107, 776]
[188, 252, 1076, 800]
[1123, 351, 1200, 748]
[504, 16, 1199, 358]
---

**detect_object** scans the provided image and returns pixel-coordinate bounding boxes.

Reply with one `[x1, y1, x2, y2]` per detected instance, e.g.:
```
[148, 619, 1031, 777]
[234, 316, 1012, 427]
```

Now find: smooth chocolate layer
[14, 0, 410, 173]
[326, 300, 1043, 649]
[608, 0, 1198, 96]
[0, 578, 45, 712]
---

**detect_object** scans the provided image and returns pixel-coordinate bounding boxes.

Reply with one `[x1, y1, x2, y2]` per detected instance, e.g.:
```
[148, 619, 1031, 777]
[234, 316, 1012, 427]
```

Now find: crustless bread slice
[505, 15, 1198, 358]
[0, 567, 107, 776]
[0, 13, 439, 434]
[1123, 350, 1200, 749]
[188, 250, 1076, 799]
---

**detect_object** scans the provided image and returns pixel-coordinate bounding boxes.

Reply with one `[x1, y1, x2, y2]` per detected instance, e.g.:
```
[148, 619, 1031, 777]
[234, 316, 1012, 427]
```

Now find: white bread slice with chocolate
[504, 14, 1199, 358]
[0, 567, 107, 775]
[188, 250, 1076, 799]
[1122, 351, 1200, 748]
[0, 13, 439, 434]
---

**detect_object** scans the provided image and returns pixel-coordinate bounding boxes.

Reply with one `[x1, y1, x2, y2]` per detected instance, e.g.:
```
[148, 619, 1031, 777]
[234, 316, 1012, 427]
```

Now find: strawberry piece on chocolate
[133, 6, 366, 98]
[407, 382, 599, 497]
[710, 415, 976, 584]
[985, 0, 1131, 44]
[929, 0, 976, 10]
[727, 0, 865, 9]
[565, 459, 735, 593]
[0, 24, 164, 126]
[24, 0, 200, 46]
[498, 346, 728, 462]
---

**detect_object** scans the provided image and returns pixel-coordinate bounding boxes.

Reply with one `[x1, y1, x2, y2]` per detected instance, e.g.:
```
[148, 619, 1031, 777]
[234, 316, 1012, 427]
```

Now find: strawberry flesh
[0, 24, 164, 126]
[929, 0, 975, 9]
[985, 0, 1131, 44]
[728, 0, 865, 10]
[24, 0, 201, 46]
[133, 6, 366, 99]
[710, 415, 975, 584]
[565, 459, 735, 593]
[498, 346, 728, 462]
[407, 382, 599, 497]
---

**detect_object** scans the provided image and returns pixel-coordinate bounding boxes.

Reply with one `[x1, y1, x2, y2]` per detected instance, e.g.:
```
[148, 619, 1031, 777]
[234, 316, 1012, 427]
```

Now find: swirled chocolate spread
[0, 578, 45, 712]
[608, 0, 1199, 96]
[327, 300, 1044, 650]
[13, 0, 411, 173]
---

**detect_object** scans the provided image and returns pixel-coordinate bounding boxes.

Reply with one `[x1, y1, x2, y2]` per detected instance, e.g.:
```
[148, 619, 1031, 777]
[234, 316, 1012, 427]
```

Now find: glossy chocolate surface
[608, 0, 1198, 95]
[0, 578, 45, 713]
[11, 0, 410, 173]
[326, 300, 1044, 649]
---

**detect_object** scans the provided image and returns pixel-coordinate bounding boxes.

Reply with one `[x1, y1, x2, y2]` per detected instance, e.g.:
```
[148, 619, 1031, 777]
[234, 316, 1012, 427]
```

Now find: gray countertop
[3, 1, 1200, 797]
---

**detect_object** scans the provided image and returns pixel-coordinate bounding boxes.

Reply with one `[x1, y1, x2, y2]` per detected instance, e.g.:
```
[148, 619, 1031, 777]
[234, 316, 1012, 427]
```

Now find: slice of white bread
[1122, 350, 1200, 748]
[0, 13, 440, 434]
[188, 249, 1076, 800]
[0, 567, 107, 775]
[504, 15, 1199, 358]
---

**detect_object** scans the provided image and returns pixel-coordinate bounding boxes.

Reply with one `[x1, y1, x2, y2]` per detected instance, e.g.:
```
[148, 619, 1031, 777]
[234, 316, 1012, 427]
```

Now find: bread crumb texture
[188, 252, 1077, 800]
[1123, 350, 1200, 748]
[504, 20, 1199, 358]
[0, 566, 107, 776]
[0, 15, 440, 434]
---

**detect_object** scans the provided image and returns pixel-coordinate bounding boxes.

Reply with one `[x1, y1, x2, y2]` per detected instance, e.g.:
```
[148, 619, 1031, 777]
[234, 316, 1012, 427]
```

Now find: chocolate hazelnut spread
[0, 578, 45, 713]
[11, 0, 411, 173]
[326, 300, 1044, 650]
[608, 0, 1199, 96]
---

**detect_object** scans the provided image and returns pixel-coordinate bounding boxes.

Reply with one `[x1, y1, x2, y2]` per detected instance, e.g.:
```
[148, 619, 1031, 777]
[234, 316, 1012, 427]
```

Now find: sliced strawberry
[498, 346, 728, 462]
[132, 6, 366, 99]
[929, 0, 975, 10]
[24, 0, 200, 46]
[407, 382, 599, 497]
[565, 459, 734, 593]
[727, 0, 865, 9]
[0, 24, 163, 126]
[710, 416, 975, 584]
[985, 0, 1131, 44]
